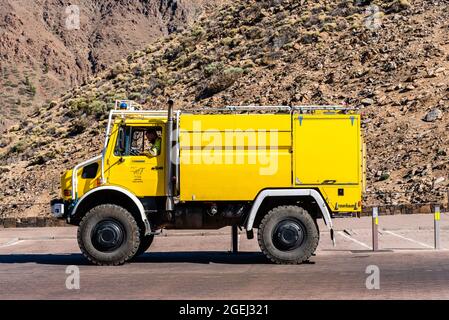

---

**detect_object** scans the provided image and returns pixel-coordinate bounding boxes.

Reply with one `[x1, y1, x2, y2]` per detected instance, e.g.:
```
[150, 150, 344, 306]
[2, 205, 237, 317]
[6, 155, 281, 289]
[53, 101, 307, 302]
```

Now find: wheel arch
[245, 189, 333, 234]
[250, 195, 321, 229]
[70, 186, 150, 235]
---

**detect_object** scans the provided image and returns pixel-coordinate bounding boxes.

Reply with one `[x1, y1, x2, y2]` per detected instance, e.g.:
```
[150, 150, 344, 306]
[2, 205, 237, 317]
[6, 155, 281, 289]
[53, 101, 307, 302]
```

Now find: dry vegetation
[1, 0, 449, 218]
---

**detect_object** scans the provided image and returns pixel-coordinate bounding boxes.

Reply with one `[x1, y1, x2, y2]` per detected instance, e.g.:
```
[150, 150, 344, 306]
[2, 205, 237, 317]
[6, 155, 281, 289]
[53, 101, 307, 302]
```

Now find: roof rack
[184, 105, 355, 114]
[109, 109, 169, 118]
[227, 105, 352, 111]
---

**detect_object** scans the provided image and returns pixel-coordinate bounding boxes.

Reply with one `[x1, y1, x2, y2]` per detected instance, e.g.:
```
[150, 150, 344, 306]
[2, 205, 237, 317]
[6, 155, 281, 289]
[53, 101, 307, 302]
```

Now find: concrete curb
[0, 217, 68, 229]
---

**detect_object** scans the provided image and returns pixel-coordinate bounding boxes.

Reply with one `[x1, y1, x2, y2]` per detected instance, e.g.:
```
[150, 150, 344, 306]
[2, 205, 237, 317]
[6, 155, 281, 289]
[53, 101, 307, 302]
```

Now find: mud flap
[330, 228, 336, 246]
[144, 219, 152, 236]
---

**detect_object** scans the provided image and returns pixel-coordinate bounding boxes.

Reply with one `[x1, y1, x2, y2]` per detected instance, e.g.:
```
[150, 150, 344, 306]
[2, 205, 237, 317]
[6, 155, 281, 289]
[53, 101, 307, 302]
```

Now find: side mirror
[118, 128, 125, 153]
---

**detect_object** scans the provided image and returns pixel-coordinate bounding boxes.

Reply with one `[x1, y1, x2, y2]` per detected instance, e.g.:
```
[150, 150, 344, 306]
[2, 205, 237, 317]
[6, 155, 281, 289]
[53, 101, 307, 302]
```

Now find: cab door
[105, 124, 165, 197]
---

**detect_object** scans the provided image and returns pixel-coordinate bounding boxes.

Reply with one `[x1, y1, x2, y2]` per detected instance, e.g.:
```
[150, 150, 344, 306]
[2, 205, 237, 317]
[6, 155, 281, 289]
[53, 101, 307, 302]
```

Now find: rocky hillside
[1, 0, 448, 218]
[0, 0, 221, 131]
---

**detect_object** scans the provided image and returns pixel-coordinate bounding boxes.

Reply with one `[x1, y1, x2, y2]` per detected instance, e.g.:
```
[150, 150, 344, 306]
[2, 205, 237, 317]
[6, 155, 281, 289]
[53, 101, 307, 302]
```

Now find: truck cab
[52, 101, 366, 266]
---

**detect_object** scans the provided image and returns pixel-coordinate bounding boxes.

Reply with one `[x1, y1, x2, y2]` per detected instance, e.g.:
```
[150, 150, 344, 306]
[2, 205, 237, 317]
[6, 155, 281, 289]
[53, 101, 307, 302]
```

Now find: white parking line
[337, 231, 371, 249]
[383, 230, 434, 249]
[0, 238, 23, 248]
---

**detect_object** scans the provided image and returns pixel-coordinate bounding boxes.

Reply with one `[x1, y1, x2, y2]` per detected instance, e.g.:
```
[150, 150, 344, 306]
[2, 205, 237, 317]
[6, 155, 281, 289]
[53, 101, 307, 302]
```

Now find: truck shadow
[135, 252, 273, 264]
[0, 251, 314, 265]
[0, 253, 91, 266]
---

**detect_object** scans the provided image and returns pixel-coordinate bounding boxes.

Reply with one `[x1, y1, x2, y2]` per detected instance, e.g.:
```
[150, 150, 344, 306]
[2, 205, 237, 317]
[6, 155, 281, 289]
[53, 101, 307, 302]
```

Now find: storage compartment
[293, 114, 361, 185]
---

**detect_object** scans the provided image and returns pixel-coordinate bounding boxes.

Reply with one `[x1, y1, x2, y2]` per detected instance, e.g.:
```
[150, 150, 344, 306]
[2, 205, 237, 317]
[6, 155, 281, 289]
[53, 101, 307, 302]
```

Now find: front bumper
[50, 199, 67, 219]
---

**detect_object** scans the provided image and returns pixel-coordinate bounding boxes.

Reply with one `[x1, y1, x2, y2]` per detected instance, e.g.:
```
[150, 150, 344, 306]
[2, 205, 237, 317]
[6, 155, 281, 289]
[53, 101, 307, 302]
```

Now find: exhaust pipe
[165, 99, 175, 212]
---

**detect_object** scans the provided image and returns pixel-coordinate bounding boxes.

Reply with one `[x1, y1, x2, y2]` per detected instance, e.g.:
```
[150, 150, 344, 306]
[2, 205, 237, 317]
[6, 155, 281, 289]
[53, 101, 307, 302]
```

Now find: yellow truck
[51, 100, 366, 265]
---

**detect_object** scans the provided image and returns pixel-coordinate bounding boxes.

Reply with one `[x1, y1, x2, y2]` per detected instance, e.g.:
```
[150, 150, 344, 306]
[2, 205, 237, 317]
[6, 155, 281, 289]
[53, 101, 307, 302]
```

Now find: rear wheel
[258, 205, 319, 264]
[77, 204, 140, 266]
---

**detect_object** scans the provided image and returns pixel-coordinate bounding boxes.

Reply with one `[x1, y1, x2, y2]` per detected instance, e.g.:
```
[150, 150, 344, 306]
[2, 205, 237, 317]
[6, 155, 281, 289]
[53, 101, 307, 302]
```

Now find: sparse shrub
[48, 101, 58, 109]
[196, 67, 244, 100]
[300, 31, 320, 44]
[163, 46, 183, 63]
[68, 118, 89, 137]
[224, 67, 244, 76]
[221, 37, 234, 47]
[27, 155, 46, 167]
[27, 151, 56, 167]
[67, 97, 88, 114]
[8, 125, 20, 132]
[90, 100, 107, 119]
[335, 17, 349, 31]
[4, 80, 17, 88]
[191, 26, 206, 39]
[128, 92, 142, 101]
[131, 63, 144, 77]
[23, 76, 37, 97]
[108, 61, 129, 79]
[9, 140, 27, 154]
[132, 50, 145, 60]
[322, 22, 337, 32]
[240, 59, 255, 69]
[0, 137, 11, 148]
[299, 11, 310, 24]
[245, 26, 264, 40]
[115, 73, 130, 83]
[387, 0, 411, 13]
[204, 62, 224, 77]
[46, 125, 57, 136]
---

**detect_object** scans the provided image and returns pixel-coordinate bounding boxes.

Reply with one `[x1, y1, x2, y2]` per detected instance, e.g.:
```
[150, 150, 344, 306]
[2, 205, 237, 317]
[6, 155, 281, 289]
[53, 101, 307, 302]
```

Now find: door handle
[151, 166, 164, 171]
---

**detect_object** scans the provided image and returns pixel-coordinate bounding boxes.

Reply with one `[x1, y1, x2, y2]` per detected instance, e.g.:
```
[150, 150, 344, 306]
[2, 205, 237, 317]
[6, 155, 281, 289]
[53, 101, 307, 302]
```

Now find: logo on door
[131, 168, 145, 183]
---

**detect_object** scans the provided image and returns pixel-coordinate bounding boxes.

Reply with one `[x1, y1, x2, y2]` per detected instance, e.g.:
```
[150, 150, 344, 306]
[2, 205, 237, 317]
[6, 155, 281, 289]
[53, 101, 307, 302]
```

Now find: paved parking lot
[1, 214, 449, 299]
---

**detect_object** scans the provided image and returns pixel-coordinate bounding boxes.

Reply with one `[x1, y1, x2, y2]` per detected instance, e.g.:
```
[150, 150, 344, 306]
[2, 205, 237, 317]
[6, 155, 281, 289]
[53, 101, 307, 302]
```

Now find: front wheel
[258, 205, 319, 264]
[134, 234, 154, 257]
[77, 204, 140, 266]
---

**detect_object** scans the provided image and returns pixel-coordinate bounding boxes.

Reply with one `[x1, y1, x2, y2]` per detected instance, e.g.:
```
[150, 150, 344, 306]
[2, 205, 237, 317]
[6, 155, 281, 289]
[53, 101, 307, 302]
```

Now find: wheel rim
[272, 218, 306, 251]
[91, 219, 125, 252]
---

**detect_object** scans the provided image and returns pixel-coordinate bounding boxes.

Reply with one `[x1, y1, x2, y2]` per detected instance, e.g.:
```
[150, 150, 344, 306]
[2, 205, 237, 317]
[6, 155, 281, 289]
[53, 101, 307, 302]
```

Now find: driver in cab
[143, 128, 161, 157]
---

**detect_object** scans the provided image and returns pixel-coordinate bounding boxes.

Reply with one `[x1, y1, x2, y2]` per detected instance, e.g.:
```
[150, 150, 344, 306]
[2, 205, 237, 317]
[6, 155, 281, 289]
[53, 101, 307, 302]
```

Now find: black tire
[135, 234, 154, 257]
[77, 204, 140, 266]
[258, 205, 319, 265]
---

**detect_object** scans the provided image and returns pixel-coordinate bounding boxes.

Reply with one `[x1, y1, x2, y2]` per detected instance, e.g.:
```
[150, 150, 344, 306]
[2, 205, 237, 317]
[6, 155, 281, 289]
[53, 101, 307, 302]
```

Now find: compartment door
[293, 115, 360, 185]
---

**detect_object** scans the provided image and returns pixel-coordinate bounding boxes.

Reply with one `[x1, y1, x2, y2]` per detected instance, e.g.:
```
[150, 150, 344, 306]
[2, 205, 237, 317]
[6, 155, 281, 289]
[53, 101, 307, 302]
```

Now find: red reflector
[63, 189, 71, 197]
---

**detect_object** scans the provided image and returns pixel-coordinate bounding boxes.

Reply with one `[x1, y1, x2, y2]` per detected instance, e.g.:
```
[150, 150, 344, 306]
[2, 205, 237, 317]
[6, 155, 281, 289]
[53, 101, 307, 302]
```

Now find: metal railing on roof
[183, 105, 355, 114]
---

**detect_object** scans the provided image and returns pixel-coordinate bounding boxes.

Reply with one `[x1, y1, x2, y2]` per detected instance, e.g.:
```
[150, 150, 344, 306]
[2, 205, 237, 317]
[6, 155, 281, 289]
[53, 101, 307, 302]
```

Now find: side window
[115, 126, 162, 157]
